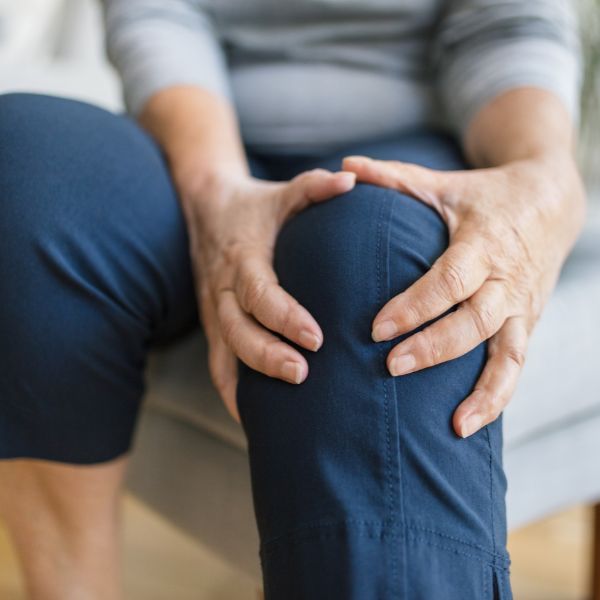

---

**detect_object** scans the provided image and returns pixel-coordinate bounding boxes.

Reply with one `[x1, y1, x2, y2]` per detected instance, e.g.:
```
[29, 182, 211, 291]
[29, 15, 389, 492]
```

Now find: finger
[217, 289, 309, 384]
[235, 254, 323, 352]
[386, 279, 507, 376]
[453, 316, 529, 438]
[372, 237, 490, 342]
[341, 155, 452, 209]
[200, 290, 241, 422]
[281, 168, 356, 216]
[208, 333, 240, 423]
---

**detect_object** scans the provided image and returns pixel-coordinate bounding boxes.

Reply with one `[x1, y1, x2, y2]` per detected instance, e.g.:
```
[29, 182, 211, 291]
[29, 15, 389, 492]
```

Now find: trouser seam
[376, 192, 405, 596]
[258, 517, 510, 571]
[259, 517, 387, 550]
[404, 532, 510, 571]
[404, 523, 508, 561]
[485, 425, 498, 559]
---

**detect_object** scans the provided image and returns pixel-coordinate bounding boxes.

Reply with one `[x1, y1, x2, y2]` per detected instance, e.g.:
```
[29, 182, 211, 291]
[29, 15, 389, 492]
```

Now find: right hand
[180, 168, 356, 422]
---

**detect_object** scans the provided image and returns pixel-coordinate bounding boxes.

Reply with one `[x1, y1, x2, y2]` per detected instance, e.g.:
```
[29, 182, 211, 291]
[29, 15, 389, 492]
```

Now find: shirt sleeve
[431, 0, 583, 136]
[101, 0, 232, 116]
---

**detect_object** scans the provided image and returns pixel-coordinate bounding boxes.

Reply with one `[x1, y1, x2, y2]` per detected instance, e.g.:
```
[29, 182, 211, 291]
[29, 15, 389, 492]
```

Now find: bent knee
[274, 182, 448, 334]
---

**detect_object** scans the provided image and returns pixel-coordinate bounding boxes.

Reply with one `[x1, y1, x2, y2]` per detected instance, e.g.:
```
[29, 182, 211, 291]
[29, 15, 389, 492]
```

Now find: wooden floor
[0, 497, 592, 599]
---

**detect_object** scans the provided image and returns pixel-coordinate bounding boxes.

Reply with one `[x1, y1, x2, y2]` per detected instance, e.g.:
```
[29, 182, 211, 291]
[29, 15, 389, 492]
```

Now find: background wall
[0, 0, 121, 110]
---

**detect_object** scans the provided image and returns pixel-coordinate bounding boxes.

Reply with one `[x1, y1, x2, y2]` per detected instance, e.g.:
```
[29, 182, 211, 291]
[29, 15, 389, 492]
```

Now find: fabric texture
[0, 92, 511, 597]
[102, 0, 581, 152]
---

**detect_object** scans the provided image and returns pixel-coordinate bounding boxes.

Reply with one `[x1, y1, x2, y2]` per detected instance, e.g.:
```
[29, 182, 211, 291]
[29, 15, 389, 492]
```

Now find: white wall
[0, 0, 122, 110]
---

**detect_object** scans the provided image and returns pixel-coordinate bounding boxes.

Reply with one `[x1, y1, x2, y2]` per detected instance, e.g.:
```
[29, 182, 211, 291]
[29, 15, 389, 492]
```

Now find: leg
[237, 133, 511, 599]
[0, 93, 201, 598]
[0, 458, 127, 600]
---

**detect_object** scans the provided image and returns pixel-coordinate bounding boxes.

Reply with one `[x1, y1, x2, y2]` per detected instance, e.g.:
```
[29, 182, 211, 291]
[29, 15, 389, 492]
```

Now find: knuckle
[295, 168, 326, 184]
[415, 330, 442, 365]
[438, 260, 467, 302]
[241, 276, 270, 313]
[278, 300, 295, 336]
[469, 302, 498, 339]
[504, 345, 527, 368]
[259, 338, 281, 374]
[402, 302, 423, 330]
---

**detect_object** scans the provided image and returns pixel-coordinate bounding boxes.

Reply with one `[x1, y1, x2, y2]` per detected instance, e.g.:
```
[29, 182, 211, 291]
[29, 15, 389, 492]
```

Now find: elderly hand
[343, 153, 586, 438]
[182, 169, 356, 422]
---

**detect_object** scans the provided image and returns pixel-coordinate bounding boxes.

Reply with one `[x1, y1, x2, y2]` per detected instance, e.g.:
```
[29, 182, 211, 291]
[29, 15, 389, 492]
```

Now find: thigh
[237, 132, 511, 599]
[0, 93, 195, 463]
[0, 93, 264, 464]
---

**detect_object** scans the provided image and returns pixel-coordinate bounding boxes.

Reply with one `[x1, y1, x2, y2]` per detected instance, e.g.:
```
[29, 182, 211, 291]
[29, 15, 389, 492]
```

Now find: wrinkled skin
[342, 154, 586, 437]
[181, 168, 356, 421]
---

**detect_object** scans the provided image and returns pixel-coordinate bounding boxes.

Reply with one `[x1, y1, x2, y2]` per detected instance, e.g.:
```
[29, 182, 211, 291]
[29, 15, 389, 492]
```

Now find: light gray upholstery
[126, 205, 600, 580]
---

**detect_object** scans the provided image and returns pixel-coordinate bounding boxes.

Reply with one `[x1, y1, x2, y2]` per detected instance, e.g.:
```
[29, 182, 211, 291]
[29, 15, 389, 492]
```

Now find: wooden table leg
[592, 503, 600, 600]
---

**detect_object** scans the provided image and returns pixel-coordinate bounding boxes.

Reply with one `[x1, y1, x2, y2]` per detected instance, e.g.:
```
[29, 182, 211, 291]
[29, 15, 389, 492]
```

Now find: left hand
[343, 153, 586, 438]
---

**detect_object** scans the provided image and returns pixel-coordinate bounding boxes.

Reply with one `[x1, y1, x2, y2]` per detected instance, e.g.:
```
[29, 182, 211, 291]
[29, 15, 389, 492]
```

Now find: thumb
[284, 168, 356, 215]
[342, 155, 449, 209]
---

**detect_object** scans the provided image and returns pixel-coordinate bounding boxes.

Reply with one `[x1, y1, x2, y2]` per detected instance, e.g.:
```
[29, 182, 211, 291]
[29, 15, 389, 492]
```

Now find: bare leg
[0, 456, 128, 600]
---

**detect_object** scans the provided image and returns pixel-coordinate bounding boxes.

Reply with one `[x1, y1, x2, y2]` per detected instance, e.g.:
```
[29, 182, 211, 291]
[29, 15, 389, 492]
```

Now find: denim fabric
[0, 93, 511, 598]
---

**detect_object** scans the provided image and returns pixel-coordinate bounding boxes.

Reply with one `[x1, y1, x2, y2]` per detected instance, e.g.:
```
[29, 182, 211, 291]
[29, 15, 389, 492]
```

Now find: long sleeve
[102, 0, 232, 116]
[431, 0, 583, 136]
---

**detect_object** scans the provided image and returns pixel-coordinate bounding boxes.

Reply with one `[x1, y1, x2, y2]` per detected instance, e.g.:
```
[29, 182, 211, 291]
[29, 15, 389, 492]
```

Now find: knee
[274, 182, 448, 338]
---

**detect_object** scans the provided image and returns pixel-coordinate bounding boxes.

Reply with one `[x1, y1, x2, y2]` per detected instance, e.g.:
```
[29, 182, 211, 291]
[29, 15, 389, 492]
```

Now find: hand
[181, 169, 356, 422]
[343, 153, 585, 438]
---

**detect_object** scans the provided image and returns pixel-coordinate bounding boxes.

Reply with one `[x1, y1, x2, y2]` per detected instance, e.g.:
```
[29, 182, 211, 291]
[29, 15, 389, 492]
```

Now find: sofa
[2, 0, 599, 589]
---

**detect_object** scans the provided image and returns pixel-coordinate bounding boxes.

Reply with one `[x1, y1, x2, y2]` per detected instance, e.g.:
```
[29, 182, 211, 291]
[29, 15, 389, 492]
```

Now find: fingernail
[281, 361, 305, 384]
[299, 330, 322, 351]
[460, 413, 485, 438]
[372, 320, 398, 342]
[339, 172, 356, 187]
[389, 354, 416, 376]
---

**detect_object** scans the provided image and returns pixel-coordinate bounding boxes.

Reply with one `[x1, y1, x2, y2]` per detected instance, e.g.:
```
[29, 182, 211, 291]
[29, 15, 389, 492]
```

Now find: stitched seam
[260, 517, 510, 564]
[485, 425, 498, 562]
[389, 195, 408, 598]
[404, 523, 508, 561]
[484, 564, 489, 599]
[376, 191, 393, 571]
[375, 196, 393, 528]
[376, 192, 404, 596]
[260, 517, 386, 549]
[405, 532, 511, 572]
[259, 518, 391, 557]
[258, 516, 511, 571]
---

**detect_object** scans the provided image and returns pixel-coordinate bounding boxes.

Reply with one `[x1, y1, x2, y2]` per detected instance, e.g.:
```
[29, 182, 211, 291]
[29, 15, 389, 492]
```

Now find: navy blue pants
[0, 94, 512, 598]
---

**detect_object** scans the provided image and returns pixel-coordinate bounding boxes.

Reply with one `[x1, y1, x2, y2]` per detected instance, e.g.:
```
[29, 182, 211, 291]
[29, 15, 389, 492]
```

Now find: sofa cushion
[503, 202, 600, 448]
